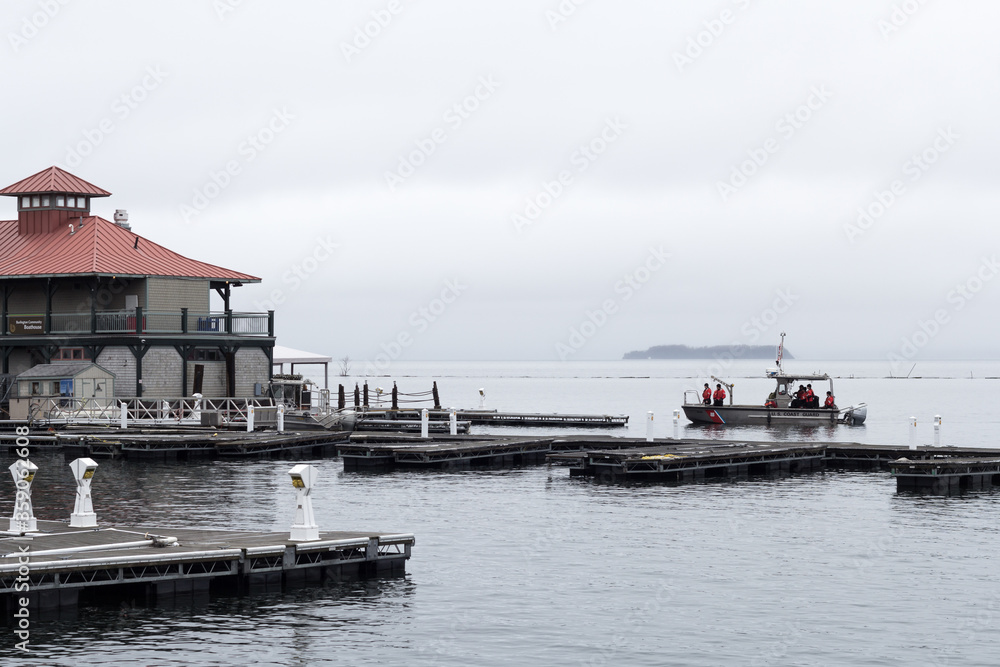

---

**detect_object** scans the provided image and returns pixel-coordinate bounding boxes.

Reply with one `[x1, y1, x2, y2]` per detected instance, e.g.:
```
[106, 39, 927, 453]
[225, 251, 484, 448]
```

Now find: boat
[269, 374, 356, 431]
[681, 334, 867, 426]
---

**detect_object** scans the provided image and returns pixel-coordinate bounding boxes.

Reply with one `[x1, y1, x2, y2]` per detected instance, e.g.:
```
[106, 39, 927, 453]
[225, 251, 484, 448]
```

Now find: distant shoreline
[623, 344, 792, 360]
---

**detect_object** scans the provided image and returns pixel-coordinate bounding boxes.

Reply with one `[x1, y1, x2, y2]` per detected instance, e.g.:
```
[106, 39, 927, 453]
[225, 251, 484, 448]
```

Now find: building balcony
[4, 308, 274, 338]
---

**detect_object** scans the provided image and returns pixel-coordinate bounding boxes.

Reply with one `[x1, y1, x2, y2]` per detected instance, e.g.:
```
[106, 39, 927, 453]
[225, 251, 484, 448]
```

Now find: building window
[30, 382, 41, 396]
[56, 195, 65, 206]
[77, 197, 87, 208]
[55, 348, 88, 361]
[20, 196, 29, 208]
[31, 196, 40, 207]
[41, 195, 50, 206]
[67, 196, 75, 207]
[187, 349, 222, 362]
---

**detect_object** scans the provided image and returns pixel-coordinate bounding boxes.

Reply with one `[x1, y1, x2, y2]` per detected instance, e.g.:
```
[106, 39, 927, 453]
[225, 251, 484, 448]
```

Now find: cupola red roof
[0, 166, 111, 197]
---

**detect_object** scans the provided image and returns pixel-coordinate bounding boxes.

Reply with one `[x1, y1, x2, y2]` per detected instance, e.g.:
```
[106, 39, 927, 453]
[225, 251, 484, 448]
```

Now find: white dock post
[8, 460, 38, 532]
[277, 404, 285, 432]
[479, 388, 486, 409]
[247, 405, 255, 432]
[119, 402, 127, 429]
[909, 416, 917, 450]
[449, 409, 457, 436]
[673, 409, 681, 439]
[192, 393, 203, 422]
[288, 464, 319, 541]
[646, 411, 654, 442]
[421, 408, 429, 439]
[934, 415, 942, 447]
[69, 458, 99, 528]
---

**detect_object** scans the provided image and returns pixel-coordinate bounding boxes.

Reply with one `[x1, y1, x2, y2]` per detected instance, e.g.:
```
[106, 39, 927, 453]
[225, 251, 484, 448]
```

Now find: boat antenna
[776, 332, 785, 371]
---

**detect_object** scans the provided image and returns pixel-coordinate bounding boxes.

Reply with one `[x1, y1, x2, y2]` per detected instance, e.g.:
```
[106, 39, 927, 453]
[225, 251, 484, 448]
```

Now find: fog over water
[2, 2, 998, 363]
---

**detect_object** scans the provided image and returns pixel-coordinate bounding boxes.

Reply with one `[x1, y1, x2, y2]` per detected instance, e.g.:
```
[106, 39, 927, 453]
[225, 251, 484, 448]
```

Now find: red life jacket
[806, 388, 815, 400]
[703, 388, 712, 401]
[713, 388, 726, 401]
[824, 395, 835, 407]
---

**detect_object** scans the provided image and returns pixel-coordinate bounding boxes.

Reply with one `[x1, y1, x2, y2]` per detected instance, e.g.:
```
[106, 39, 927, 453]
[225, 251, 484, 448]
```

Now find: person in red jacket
[805, 384, 816, 407]
[713, 384, 726, 406]
[824, 391, 836, 409]
[702, 383, 712, 405]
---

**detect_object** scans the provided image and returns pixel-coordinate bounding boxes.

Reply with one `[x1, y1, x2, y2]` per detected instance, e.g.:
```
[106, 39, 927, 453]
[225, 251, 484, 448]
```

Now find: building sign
[8, 317, 44, 335]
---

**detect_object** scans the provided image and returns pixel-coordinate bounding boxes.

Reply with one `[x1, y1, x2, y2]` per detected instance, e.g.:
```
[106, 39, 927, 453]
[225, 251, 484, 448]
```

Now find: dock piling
[449, 409, 457, 435]
[119, 401, 128, 429]
[673, 409, 681, 439]
[277, 404, 285, 432]
[421, 408, 429, 439]
[934, 415, 942, 446]
[909, 416, 917, 449]
[68, 458, 98, 528]
[646, 411, 654, 442]
[247, 405, 255, 432]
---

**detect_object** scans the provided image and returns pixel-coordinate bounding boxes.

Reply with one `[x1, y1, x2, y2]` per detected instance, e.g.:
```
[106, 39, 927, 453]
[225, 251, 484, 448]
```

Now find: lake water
[3, 360, 1000, 666]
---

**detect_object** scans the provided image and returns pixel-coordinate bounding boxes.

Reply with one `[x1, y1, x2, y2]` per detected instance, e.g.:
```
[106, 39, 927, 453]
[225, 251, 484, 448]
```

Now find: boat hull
[682, 404, 856, 426]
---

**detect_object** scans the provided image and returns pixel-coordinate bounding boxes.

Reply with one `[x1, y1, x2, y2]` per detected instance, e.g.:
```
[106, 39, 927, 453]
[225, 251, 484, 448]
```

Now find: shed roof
[0, 166, 111, 197]
[17, 363, 113, 379]
[0, 216, 259, 281]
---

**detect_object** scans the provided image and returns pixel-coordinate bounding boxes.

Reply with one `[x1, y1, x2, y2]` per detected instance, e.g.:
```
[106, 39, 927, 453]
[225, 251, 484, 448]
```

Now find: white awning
[272, 346, 332, 365]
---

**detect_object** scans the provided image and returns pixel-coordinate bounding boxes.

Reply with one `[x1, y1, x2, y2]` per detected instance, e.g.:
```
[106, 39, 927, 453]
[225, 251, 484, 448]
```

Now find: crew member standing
[702, 383, 712, 405]
[824, 391, 836, 409]
[713, 383, 726, 407]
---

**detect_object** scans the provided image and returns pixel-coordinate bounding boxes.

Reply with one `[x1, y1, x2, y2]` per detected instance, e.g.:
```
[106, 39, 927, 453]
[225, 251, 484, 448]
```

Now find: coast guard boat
[681, 334, 867, 426]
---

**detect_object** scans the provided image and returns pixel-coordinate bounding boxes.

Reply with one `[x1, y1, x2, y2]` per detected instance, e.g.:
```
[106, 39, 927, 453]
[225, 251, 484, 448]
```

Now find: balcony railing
[4, 308, 274, 337]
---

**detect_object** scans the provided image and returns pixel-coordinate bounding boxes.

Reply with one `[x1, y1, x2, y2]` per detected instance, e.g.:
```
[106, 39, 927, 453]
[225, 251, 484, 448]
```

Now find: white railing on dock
[26, 396, 277, 427]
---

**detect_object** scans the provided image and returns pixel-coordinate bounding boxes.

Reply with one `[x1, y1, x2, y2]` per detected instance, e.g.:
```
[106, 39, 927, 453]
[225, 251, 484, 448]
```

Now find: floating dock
[1, 429, 349, 460]
[341, 436, 555, 471]
[890, 456, 1000, 493]
[553, 441, 826, 483]
[357, 408, 629, 428]
[0, 520, 414, 613]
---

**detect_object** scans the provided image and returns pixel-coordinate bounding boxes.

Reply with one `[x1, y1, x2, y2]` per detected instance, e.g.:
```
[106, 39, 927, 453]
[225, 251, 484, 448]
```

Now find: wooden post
[181, 308, 188, 334]
[338, 384, 345, 410]
[363, 382, 368, 408]
[354, 383, 360, 409]
[432, 381, 441, 409]
[392, 382, 398, 410]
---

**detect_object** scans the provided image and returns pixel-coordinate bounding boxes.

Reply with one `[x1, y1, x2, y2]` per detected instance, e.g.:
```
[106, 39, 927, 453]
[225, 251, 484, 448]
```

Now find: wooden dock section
[0, 520, 413, 612]
[357, 408, 629, 428]
[890, 456, 1000, 494]
[2, 429, 350, 460]
[552, 441, 827, 483]
[341, 437, 555, 471]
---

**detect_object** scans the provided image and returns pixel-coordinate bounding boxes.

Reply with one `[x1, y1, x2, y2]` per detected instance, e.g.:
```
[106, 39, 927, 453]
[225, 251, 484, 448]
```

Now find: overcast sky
[3, 1, 998, 365]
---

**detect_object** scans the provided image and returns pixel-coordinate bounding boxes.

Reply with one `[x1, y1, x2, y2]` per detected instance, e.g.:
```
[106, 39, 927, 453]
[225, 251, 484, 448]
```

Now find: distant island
[623, 345, 793, 360]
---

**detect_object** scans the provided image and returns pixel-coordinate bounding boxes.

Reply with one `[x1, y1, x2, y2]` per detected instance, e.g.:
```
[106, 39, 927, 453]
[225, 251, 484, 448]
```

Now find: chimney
[114, 209, 131, 231]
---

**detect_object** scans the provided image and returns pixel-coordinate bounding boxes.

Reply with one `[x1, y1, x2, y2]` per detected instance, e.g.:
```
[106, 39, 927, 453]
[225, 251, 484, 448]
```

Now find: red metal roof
[0, 216, 259, 282]
[0, 166, 111, 197]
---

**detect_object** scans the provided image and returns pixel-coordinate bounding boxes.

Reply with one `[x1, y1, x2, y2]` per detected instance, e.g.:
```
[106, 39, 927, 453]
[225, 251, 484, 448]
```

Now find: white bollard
[120, 402, 128, 429]
[288, 464, 319, 541]
[934, 415, 942, 447]
[479, 388, 486, 409]
[909, 416, 917, 450]
[192, 393, 203, 422]
[673, 409, 681, 439]
[69, 458, 99, 528]
[9, 460, 38, 532]
[247, 405, 255, 432]
[449, 409, 457, 436]
[421, 408, 429, 439]
[277, 404, 285, 432]
[646, 411, 654, 442]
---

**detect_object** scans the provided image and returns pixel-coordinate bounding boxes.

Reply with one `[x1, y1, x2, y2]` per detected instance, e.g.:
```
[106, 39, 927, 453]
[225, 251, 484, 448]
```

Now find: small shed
[17, 363, 116, 399]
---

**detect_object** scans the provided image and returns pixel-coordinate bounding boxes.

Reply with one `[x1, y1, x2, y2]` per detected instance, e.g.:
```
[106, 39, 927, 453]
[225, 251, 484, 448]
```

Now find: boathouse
[0, 166, 274, 401]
